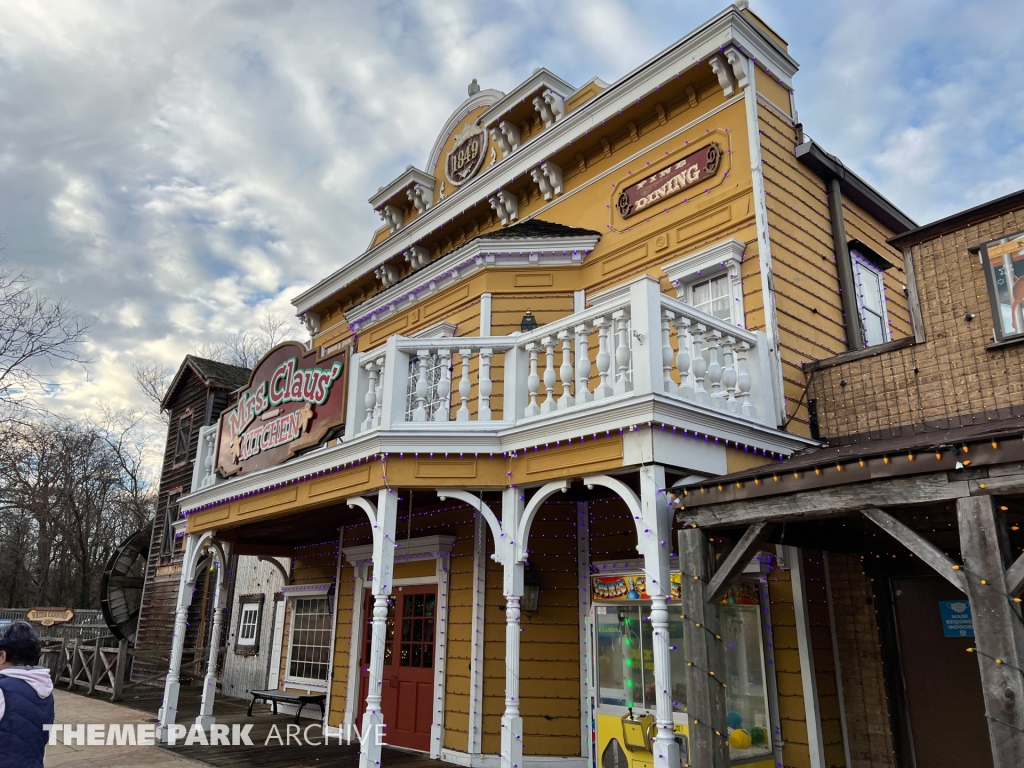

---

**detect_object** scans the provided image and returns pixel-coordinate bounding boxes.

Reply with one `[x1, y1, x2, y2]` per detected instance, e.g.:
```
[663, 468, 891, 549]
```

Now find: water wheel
[100, 524, 151, 643]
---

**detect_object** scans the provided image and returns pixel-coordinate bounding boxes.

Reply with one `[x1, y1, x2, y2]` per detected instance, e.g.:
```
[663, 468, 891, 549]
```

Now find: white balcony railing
[344, 276, 775, 438]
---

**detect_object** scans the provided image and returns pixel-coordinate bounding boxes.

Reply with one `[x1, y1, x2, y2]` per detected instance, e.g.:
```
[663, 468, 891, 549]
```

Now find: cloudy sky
[1, 0, 1022, 421]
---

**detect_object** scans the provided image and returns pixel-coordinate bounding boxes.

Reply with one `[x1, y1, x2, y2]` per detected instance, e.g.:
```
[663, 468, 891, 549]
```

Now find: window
[172, 411, 193, 466]
[852, 252, 890, 347]
[160, 490, 181, 560]
[662, 238, 746, 328]
[234, 594, 264, 655]
[689, 273, 733, 322]
[981, 230, 1024, 343]
[287, 597, 332, 682]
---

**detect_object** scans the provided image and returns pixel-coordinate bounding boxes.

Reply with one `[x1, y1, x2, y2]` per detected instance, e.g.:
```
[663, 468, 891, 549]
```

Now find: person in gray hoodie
[0, 621, 54, 768]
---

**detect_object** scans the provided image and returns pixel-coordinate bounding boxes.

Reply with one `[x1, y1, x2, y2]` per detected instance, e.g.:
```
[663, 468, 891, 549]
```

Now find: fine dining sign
[616, 142, 722, 219]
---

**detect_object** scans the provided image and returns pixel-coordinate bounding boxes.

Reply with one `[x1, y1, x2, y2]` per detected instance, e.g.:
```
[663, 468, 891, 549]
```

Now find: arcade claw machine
[589, 568, 775, 768]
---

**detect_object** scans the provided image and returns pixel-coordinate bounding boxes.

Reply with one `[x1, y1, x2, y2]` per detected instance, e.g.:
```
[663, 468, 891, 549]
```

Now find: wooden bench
[247, 689, 327, 725]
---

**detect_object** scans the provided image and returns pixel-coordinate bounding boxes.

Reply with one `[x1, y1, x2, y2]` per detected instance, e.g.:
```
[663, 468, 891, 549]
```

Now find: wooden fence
[39, 637, 214, 702]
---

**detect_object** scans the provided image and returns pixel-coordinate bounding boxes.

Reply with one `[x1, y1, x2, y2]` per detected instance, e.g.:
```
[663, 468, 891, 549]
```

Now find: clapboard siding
[758, 100, 912, 436]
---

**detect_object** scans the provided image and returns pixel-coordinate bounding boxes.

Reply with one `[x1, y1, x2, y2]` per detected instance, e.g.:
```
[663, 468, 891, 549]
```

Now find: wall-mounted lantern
[522, 568, 541, 613]
[520, 309, 538, 333]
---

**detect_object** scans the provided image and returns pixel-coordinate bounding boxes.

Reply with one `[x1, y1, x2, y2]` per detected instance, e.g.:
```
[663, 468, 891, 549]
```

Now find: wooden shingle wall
[809, 205, 1024, 442]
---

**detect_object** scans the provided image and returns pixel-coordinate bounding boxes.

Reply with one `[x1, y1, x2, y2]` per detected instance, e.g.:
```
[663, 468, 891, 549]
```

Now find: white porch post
[641, 464, 681, 768]
[500, 486, 525, 768]
[196, 541, 231, 729]
[157, 531, 203, 742]
[350, 489, 398, 768]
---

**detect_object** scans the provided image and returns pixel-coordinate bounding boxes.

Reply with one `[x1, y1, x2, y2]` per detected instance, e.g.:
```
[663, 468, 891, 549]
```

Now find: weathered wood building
[676, 189, 1024, 767]
[134, 356, 250, 680]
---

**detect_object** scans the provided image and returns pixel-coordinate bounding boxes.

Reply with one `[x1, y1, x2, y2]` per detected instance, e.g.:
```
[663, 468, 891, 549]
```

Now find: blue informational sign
[939, 600, 974, 637]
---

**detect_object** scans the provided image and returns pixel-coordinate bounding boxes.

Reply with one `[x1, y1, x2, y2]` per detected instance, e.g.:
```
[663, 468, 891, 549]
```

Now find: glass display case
[590, 570, 774, 767]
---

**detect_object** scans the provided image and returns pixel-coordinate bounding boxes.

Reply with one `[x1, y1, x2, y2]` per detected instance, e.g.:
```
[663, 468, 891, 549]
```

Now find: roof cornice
[888, 188, 1024, 250]
[344, 232, 601, 333]
[795, 141, 916, 234]
[292, 5, 798, 315]
[477, 68, 576, 128]
[368, 166, 436, 210]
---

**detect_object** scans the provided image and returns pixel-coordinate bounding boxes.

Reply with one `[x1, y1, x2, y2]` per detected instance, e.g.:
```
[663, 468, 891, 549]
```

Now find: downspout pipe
[826, 175, 864, 351]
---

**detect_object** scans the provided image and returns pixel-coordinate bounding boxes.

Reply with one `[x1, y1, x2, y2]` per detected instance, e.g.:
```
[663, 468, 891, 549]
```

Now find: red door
[359, 585, 437, 751]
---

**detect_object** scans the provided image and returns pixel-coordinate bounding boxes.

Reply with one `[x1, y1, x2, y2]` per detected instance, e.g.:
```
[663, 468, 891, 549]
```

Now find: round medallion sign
[445, 123, 487, 186]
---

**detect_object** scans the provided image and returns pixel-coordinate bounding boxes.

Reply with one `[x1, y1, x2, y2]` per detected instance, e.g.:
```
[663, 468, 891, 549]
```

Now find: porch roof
[674, 416, 1024, 516]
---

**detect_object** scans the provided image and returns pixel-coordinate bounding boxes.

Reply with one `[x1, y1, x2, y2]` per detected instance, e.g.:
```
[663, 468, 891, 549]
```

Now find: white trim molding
[280, 582, 333, 598]
[343, 535, 456, 566]
[426, 89, 505, 176]
[345, 233, 600, 334]
[662, 237, 746, 328]
[370, 166, 436, 211]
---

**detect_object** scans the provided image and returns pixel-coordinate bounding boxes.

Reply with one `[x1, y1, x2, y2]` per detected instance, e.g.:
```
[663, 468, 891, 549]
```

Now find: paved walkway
[46, 689, 205, 767]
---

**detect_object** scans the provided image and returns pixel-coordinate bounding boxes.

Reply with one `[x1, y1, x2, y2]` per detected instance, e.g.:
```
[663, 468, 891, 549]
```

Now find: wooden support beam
[957, 496, 1024, 766]
[704, 521, 775, 604]
[689, 473, 971, 528]
[1006, 553, 1024, 597]
[861, 508, 967, 593]
[678, 528, 729, 768]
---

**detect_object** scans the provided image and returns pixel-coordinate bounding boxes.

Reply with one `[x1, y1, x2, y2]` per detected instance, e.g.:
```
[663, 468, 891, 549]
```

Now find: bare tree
[0, 259, 93, 415]
[191, 308, 299, 369]
[130, 361, 174, 414]
[0, 412, 156, 609]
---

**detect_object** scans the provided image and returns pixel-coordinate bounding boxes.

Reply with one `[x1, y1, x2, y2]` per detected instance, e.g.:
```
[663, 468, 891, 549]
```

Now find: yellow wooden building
[155, 4, 918, 768]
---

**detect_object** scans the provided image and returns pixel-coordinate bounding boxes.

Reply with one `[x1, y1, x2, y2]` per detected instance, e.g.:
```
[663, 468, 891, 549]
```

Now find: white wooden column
[196, 541, 231, 729]
[480, 293, 492, 336]
[349, 490, 398, 768]
[342, 564, 367, 729]
[500, 487, 525, 768]
[586, 470, 679, 768]
[640, 465, 681, 768]
[430, 545, 452, 758]
[576, 501, 592, 762]
[157, 531, 204, 742]
[468, 509, 487, 754]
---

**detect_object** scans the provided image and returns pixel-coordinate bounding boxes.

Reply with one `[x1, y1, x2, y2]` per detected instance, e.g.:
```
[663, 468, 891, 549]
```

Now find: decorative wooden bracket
[861, 507, 967, 593]
[1005, 552, 1024, 596]
[705, 521, 775, 604]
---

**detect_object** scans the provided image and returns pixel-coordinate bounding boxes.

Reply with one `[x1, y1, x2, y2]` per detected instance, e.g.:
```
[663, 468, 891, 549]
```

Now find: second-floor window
[689, 274, 733, 323]
[172, 412, 192, 466]
[160, 490, 181, 560]
[853, 252, 890, 347]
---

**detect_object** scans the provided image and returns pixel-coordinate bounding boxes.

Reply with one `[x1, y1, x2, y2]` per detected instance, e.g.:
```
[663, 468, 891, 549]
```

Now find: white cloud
[0, 0, 1019, 432]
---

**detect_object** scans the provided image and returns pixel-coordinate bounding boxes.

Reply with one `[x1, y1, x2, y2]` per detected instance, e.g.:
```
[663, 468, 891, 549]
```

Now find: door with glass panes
[358, 584, 437, 751]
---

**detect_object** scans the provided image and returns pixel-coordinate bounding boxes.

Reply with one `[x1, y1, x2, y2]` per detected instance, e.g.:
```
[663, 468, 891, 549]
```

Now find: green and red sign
[216, 342, 347, 477]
